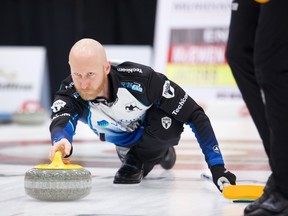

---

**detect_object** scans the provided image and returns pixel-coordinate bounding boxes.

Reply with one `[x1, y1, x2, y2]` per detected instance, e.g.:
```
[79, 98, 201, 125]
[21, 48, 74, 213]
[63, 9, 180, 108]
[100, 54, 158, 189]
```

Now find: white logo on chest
[161, 116, 172, 129]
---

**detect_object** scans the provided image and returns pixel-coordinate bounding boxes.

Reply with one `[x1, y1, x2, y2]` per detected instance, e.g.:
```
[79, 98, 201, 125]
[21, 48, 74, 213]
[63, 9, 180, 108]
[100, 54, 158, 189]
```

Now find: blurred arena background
[0, 0, 257, 136]
[0, 0, 156, 109]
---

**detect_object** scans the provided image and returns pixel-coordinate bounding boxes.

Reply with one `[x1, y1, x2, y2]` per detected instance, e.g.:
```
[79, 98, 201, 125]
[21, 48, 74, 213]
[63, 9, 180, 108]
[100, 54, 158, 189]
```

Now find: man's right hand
[49, 138, 72, 164]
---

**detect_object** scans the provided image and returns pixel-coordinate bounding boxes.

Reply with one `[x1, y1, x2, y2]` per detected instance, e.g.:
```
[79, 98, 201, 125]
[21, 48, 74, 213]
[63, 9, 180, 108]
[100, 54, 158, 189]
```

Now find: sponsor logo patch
[162, 80, 175, 99]
[172, 93, 188, 115]
[125, 102, 142, 112]
[52, 113, 71, 120]
[97, 120, 109, 127]
[121, 81, 143, 93]
[73, 92, 79, 98]
[51, 99, 66, 113]
[117, 67, 143, 73]
[161, 116, 172, 129]
[65, 82, 74, 89]
[213, 145, 220, 153]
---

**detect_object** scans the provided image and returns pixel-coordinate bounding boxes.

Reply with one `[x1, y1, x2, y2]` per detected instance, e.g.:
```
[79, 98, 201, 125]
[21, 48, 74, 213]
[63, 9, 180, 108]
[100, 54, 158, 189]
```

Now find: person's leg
[114, 105, 184, 183]
[132, 106, 183, 175]
[225, 1, 276, 214]
[254, 0, 288, 197]
[245, 1, 288, 215]
[226, 0, 271, 156]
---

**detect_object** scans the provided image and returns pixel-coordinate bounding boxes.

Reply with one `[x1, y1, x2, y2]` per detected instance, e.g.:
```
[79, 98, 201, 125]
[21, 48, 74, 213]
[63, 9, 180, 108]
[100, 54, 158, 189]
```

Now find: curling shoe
[244, 174, 275, 214]
[160, 147, 176, 170]
[114, 153, 143, 184]
[244, 191, 288, 216]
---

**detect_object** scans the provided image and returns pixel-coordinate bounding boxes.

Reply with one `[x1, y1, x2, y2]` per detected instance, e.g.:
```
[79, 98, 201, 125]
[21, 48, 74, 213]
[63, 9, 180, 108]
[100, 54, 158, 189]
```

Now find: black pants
[116, 105, 184, 174]
[226, 0, 288, 196]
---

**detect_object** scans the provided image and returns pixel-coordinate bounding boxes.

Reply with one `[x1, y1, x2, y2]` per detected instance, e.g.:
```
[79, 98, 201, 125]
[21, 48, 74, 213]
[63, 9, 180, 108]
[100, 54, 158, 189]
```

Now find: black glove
[210, 164, 236, 192]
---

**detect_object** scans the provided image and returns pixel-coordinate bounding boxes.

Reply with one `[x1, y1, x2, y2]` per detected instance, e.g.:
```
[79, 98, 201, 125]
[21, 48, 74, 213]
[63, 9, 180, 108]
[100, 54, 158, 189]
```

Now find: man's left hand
[210, 164, 236, 192]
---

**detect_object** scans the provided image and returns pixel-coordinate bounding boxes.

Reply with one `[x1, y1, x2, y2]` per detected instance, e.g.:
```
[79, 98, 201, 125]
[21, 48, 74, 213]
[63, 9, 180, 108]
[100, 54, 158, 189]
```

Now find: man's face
[69, 56, 109, 101]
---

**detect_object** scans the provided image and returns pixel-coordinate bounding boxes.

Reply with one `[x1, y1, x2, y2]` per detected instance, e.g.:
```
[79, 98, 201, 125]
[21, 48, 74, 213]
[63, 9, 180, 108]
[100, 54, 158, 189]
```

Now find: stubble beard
[77, 76, 107, 101]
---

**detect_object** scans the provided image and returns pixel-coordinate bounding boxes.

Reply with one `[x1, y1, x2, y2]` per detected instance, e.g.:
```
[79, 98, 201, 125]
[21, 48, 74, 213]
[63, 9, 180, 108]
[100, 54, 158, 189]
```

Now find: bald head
[68, 38, 111, 101]
[69, 38, 107, 65]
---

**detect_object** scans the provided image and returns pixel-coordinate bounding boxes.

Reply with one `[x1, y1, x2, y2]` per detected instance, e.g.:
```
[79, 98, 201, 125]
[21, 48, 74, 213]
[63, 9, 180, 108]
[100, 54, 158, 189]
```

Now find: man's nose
[80, 78, 89, 89]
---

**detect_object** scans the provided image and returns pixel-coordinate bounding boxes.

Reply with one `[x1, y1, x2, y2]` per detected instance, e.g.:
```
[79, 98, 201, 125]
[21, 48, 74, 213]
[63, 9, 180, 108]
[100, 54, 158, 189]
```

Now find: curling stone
[12, 100, 48, 125]
[24, 151, 92, 201]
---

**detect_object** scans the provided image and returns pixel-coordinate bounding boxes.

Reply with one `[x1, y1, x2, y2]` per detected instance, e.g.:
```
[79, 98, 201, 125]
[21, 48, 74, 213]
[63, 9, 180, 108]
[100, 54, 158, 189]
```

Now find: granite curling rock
[24, 151, 92, 201]
[12, 100, 48, 125]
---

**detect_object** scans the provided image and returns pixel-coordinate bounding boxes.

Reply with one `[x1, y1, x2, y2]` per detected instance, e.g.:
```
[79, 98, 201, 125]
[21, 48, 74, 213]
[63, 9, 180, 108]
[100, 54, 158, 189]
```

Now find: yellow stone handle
[34, 151, 83, 170]
[51, 151, 65, 167]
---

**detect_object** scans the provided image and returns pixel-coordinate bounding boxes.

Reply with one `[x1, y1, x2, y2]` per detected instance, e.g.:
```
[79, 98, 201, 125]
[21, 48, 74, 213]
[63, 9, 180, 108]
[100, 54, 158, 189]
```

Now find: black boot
[160, 147, 176, 170]
[245, 191, 288, 216]
[244, 174, 275, 214]
[114, 153, 144, 184]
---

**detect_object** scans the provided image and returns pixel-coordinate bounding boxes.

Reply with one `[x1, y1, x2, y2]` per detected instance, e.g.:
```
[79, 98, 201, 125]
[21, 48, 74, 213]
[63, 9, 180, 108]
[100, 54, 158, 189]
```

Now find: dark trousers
[117, 105, 184, 174]
[226, 0, 288, 196]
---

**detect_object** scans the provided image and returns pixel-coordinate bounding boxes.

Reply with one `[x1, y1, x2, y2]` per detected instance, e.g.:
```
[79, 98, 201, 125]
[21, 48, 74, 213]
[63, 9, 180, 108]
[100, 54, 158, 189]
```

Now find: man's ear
[105, 61, 111, 75]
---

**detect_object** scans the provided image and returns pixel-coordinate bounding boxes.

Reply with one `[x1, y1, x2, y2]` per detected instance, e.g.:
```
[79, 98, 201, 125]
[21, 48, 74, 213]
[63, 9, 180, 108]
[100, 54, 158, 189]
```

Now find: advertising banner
[153, 0, 246, 121]
[0, 47, 50, 114]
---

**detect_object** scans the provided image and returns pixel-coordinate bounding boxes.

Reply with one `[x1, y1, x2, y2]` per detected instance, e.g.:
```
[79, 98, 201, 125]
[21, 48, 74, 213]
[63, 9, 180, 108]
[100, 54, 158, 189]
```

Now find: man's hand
[210, 164, 236, 192]
[49, 138, 72, 164]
